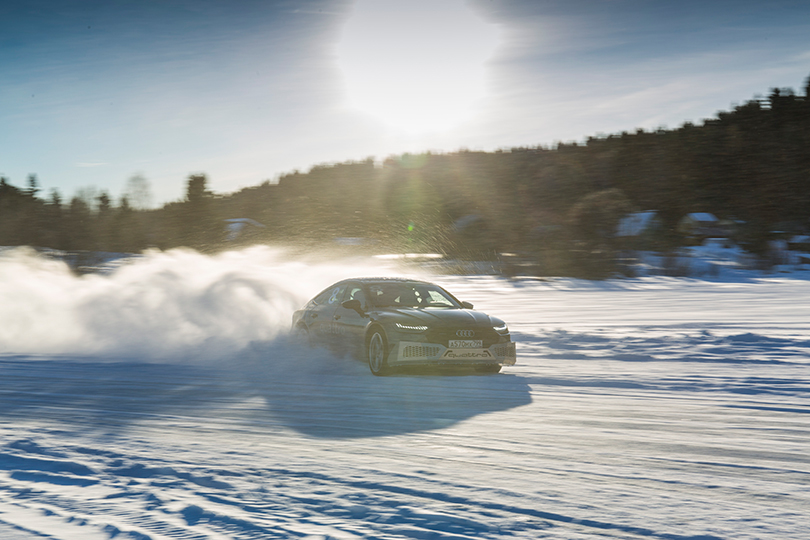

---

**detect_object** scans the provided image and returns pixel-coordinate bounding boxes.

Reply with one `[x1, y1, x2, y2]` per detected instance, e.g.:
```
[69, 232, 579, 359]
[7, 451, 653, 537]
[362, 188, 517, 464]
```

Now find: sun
[336, 0, 499, 134]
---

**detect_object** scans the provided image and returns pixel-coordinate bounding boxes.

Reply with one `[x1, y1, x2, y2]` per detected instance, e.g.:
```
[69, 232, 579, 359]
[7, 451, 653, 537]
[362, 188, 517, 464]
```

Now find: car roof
[335, 277, 433, 285]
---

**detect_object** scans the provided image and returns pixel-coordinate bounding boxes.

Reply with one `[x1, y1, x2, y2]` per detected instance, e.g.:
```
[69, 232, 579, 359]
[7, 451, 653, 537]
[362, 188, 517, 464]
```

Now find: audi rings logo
[456, 329, 475, 338]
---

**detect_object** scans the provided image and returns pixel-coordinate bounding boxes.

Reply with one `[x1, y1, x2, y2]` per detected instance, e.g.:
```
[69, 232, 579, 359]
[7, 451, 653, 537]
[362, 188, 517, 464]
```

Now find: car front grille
[402, 344, 442, 358]
[491, 343, 514, 358]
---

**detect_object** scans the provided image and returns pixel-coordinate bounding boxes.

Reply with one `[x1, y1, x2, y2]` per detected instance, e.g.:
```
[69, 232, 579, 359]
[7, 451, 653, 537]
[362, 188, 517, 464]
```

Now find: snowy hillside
[1, 247, 808, 539]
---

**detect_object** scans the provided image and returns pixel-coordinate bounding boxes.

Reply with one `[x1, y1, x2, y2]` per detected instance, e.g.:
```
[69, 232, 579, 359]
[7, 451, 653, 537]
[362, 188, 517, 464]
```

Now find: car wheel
[292, 324, 311, 346]
[367, 330, 390, 376]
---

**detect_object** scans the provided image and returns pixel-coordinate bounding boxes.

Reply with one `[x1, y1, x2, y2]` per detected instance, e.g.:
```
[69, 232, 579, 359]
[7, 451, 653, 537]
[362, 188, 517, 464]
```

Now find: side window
[343, 284, 367, 309]
[327, 285, 346, 305]
[426, 290, 454, 307]
[310, 284, 346, 307]
[310, 287, 333, 306]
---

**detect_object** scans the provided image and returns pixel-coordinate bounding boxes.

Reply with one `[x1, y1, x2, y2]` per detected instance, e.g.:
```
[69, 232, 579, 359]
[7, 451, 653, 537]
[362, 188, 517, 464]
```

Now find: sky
[1, 0, 809, 206]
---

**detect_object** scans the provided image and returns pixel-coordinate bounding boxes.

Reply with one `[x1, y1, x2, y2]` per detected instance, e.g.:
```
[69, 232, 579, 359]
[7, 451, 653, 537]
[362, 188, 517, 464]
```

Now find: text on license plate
[449, 339, 483, 348]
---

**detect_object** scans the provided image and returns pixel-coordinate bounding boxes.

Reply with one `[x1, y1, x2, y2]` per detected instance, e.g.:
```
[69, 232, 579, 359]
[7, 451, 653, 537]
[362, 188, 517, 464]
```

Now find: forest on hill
[2, 75, 809, 277]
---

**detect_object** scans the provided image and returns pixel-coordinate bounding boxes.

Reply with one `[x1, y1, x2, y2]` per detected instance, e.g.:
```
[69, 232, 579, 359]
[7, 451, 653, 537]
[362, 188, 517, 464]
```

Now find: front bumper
[390, 340, 517, 366]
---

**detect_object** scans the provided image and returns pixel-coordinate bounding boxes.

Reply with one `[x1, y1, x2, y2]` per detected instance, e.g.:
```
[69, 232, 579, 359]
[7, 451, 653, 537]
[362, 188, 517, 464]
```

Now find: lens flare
[336, 0, 499, 133]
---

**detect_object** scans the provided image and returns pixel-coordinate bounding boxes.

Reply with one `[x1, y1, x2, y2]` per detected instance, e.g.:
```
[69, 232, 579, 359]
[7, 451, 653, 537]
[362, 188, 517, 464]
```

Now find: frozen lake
[1, 248, 808, 539]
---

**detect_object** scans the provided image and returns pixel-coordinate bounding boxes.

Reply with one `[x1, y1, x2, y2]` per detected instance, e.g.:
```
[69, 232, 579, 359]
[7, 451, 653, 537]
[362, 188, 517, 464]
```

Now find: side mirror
[342, 299, 364, 314]
[461, 301, 474, 309]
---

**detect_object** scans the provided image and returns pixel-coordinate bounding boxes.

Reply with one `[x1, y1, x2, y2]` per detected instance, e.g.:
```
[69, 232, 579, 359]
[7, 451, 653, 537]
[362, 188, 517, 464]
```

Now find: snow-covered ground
[1, 247, 809, 539]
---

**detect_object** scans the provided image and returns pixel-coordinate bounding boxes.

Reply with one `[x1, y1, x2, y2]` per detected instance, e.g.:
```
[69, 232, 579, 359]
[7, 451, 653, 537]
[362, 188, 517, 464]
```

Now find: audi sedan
[291, 278, 517, 375]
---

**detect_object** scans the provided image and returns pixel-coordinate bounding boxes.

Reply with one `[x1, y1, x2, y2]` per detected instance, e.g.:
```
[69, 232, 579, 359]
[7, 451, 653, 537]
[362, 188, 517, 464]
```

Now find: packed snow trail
[1, 249, 809, 538]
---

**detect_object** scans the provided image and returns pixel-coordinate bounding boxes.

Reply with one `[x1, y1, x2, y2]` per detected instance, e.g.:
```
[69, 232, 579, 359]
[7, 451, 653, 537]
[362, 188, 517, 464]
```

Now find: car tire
[367, 330, 390, 376]
[292, 324, 311, 347]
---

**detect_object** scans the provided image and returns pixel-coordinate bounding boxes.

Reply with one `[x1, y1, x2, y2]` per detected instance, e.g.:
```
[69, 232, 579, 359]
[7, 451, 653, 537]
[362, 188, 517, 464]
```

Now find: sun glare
[336, 0, 499, 134]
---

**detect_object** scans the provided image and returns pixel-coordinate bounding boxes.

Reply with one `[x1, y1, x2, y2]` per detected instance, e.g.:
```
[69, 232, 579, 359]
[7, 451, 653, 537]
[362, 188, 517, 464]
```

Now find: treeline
[2, 76, 809, 276]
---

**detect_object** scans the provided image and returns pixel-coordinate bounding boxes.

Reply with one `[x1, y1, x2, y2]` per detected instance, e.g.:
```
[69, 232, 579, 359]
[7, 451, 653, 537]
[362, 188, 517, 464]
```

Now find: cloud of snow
[0, 246, 404, 360]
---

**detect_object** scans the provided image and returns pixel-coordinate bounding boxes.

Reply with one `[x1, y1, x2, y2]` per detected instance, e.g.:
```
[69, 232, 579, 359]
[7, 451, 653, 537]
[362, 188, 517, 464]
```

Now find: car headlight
[395, 322, 429, 332]
[493, 323, 509, 333]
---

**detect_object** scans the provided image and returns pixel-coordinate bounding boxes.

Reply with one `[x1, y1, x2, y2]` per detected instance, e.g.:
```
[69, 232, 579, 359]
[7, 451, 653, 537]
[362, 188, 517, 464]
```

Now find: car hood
[375, 307, 498, 327]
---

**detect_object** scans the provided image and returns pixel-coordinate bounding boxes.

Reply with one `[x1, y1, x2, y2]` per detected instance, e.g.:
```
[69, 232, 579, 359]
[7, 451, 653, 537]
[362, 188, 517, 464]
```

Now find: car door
[306, 284, 346, 346]
[332, 282, 370, 357]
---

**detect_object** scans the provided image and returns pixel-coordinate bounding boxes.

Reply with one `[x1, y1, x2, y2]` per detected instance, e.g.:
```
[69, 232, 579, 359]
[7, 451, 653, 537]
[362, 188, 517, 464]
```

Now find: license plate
[449, 339, 483, 348]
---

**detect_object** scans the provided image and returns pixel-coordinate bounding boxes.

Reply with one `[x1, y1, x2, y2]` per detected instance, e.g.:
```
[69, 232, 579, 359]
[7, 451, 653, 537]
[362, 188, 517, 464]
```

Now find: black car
[291, 278, 517, 375]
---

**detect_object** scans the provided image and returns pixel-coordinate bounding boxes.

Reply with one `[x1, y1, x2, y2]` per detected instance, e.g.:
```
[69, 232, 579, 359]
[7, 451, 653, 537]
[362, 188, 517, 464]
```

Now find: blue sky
[1, 0, 809, 205]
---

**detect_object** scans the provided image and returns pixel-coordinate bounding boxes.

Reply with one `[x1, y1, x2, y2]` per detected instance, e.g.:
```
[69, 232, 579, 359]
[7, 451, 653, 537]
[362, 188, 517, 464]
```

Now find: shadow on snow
[0, 340, 532, 440]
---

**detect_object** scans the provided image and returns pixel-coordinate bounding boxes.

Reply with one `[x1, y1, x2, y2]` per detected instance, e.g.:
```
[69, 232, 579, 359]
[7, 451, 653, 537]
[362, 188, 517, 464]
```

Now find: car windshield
[367, 282, 460, 309]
